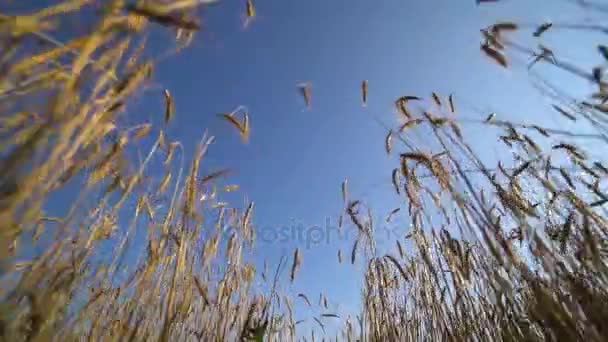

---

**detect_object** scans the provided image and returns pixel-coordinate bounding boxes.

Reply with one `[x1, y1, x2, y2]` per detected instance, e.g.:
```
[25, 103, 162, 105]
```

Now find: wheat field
[1, 1, 608, 341]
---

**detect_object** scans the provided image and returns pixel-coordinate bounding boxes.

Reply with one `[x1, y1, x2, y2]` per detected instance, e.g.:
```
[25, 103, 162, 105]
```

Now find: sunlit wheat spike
[533, 22, 553, 37]
[497, 161, 509, 177]
[341, 179, 348, 204]
[218, 110, 250, 141]
[242, 110, 250, 140]
[351, 238, 359, 264]
[485, 112, 496, 123]
[431, 92, 442, 107]
[531, 125, 550, 137]
[449, 121, 463, 140]
[297, 293, 312, 307]
[243, 0, 257, 28]
[404, 181, 421, 208]
[242, 201, 254, 231]
[394, 99, 410, 118]
[321, 313, 339, 318]
[594, 161, 608, 175]
[361, 80, 368, 106]
[347, 200, 366, 233]
[396, 240, 404, 258]
[399, 118, 423, 132]
[297, 82, 311, 109]
[391, 168, 401, 195]
[592, 67, 604, 85]
[158, 172, 172, 194]
[590, 198, 608, 207]
[163, 89, 174, 123]
[432, 151, 448, 160]
[126, 4, 201, 30]
[161, 0, 219, 12]
[290, 248, 301, 282]
[132, 123, 152, 140]
[481, 43, 508, 68]
[577, 160, 600, 179]
[511, 160, 531, 178]
[157, 130, 167, 150]
[384, 254, 408, 281]
[591, 91, 608, 103]
[200, 169, 231, 185]
[597, 45, 608, 63]
[522, 134, 541, 153]
[386, 208, 400, 223]
[551, 105, 576, 121]
[481, 27, 505, 51]
[448, 94, 455, 113]
[113, 62, 153, 98]
[398, 95, 422, 102]
[423, 112, 448, 127]
[492, 21, 518, 33]
[559, 167, 576, 188]
[400, 154, 410, 179]
[385, 130, 393, 155]
[553, 142, 586, 159]
[400, 152, 433, 164]
[246, 0, 256, 18]
[395, 96, 420, 118]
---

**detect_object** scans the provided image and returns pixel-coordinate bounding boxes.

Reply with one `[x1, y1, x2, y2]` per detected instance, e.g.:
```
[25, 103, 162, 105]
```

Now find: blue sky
[10, 0, 608, 338]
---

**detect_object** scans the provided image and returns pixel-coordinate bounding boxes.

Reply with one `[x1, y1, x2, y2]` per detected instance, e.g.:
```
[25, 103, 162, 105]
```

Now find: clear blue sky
[12, 0, 608, 338]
